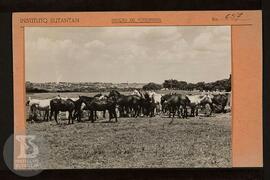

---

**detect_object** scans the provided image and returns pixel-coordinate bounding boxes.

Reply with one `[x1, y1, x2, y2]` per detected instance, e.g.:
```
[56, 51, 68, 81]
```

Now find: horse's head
[132, 89, 139, 95]
[144, 93, 153, 103]
[94, 93, 102, 98]
[162, 100, 169, 110]
[185, 96, 191, 105]
[108, 90, 121, 98]
[107, 94, 118, 103]
[26, 97, 32, 106]
[200, 94, 213, 105]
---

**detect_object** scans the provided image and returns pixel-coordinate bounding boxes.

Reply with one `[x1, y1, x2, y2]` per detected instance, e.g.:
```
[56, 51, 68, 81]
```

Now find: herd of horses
[26, 90, 231, 125]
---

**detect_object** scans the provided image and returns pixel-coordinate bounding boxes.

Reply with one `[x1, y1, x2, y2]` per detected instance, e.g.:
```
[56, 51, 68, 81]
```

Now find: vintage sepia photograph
[24, 26, 232, 168]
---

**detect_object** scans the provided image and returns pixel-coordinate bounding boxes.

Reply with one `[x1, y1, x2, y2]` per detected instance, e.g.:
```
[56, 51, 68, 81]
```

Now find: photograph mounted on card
[12, 11, 262, 169]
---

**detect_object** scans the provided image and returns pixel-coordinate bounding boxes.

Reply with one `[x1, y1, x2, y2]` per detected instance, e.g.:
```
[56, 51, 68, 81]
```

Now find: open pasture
[26, 92, 231, 168]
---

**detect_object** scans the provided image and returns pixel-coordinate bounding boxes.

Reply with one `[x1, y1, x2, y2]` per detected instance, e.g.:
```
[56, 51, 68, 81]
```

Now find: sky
[25, 26, 231, 84]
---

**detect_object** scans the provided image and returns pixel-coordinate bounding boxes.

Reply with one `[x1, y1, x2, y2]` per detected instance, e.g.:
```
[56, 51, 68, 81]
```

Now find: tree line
[142, 75, 231, 92]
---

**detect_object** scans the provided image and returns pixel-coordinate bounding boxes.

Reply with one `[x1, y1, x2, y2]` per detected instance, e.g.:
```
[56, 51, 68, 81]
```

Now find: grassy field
[26, 91, 231, 168]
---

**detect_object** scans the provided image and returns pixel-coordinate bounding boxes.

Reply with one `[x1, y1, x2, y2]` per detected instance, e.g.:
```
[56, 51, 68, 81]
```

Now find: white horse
[186, 94, 213, 116]
[97, 95, 107, 100]
[132, 89, 144, 98]
[224, 92, 232, 112]
[145, 91, 162, 114]
[26, 97, 51, 120]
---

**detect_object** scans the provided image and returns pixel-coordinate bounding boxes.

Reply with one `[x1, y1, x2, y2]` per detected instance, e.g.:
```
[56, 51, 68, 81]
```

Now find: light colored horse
[186, 94, 213, 116]
[26, 97, 51, 120]
[224, 92, 232, 112]
[97, 95, 107, 100]
[27, 95, 79, 121]
[132, 89, 144, 98]
[145, 91, 162, 114]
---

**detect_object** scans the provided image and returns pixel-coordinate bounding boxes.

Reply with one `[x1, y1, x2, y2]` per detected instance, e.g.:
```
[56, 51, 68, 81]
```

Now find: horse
[109, 90, 142, 117]
[28, 103, 39, 122]
[211, 93, 229, 113]
[161, 94, 173, 113]
[145, 91, 162, 115]
[55, 96, 79, 119]
[224, 92, 232, 112]
[94, 93, 108, 100]
[186, 94, 213, 116]
[132, 89, 145, 98]
[94, 94, 108, 118]
[163, 94, 190, 118]
[75, 96, 96, 121]
[80, 95, 117, 122]
[26, 97, 50, 121]
[50, 98, 76, 124]
[141, 92, 156, 117]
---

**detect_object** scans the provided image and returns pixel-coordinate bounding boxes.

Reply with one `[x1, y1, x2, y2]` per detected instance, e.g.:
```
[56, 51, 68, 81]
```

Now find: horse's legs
[108, 110, 112, 122]
[90, 111, 95, 123]
[126, 106, 130, 117]
[38, 110, 42, 118]
[172, 107, 175, 118]
[54, 111, 58, 124]
[67, 111, 70, 124]
[68, 111, 70, 124]
[45, 110, 48, 121]
[151, 106, 155, 117]
[177, 106, 181, 118]
[136, 106, 140, 117]
[94, 111, 97, 120]
[139, 106, 143, 117]
[89, 111, 92, 121]
[184, 106, 188, 118]
[209, 103, 213, 115]
[68, 111, 73, 124]
[134, 106, 138, 117]
[113, 109, 118, 122]
[47, 110, 49, 121]
[171, 107, 175, 118]
[50, 110, 53, 121]
[191, 107, 194, 117]
[118, 107, 122, 117]
[76, 110, 81, 122]
[103, 110, 106, 118]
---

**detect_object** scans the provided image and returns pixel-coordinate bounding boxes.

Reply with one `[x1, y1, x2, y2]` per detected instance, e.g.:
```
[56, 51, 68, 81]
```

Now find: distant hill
[26, 81, 146, 93]
[26, 76, 231, 93]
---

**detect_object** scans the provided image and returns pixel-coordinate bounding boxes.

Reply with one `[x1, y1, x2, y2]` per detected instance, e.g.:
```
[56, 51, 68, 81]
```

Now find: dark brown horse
[141, 92, 156, 117]
[211, 94, 229, 113]
[50, 98, 76, 124]
[81, 95, 117, 122]
[108, 90, 142, 117]
[161, 94, 173, 113]
[164, 94, 190, 118]
[29, 103, 39, 121]
[74, 96, 97, 121]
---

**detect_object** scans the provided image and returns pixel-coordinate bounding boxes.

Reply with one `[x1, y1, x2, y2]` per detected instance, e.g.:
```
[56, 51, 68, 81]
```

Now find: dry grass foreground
[26, 112, 231, 169]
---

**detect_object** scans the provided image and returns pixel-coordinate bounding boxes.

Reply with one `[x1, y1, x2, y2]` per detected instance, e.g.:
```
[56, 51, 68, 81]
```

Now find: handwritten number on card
[225, 13, 244, 21]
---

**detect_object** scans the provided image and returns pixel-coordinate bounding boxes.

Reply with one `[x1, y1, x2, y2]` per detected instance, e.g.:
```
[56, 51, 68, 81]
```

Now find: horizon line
[25, 77, 230, 85]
